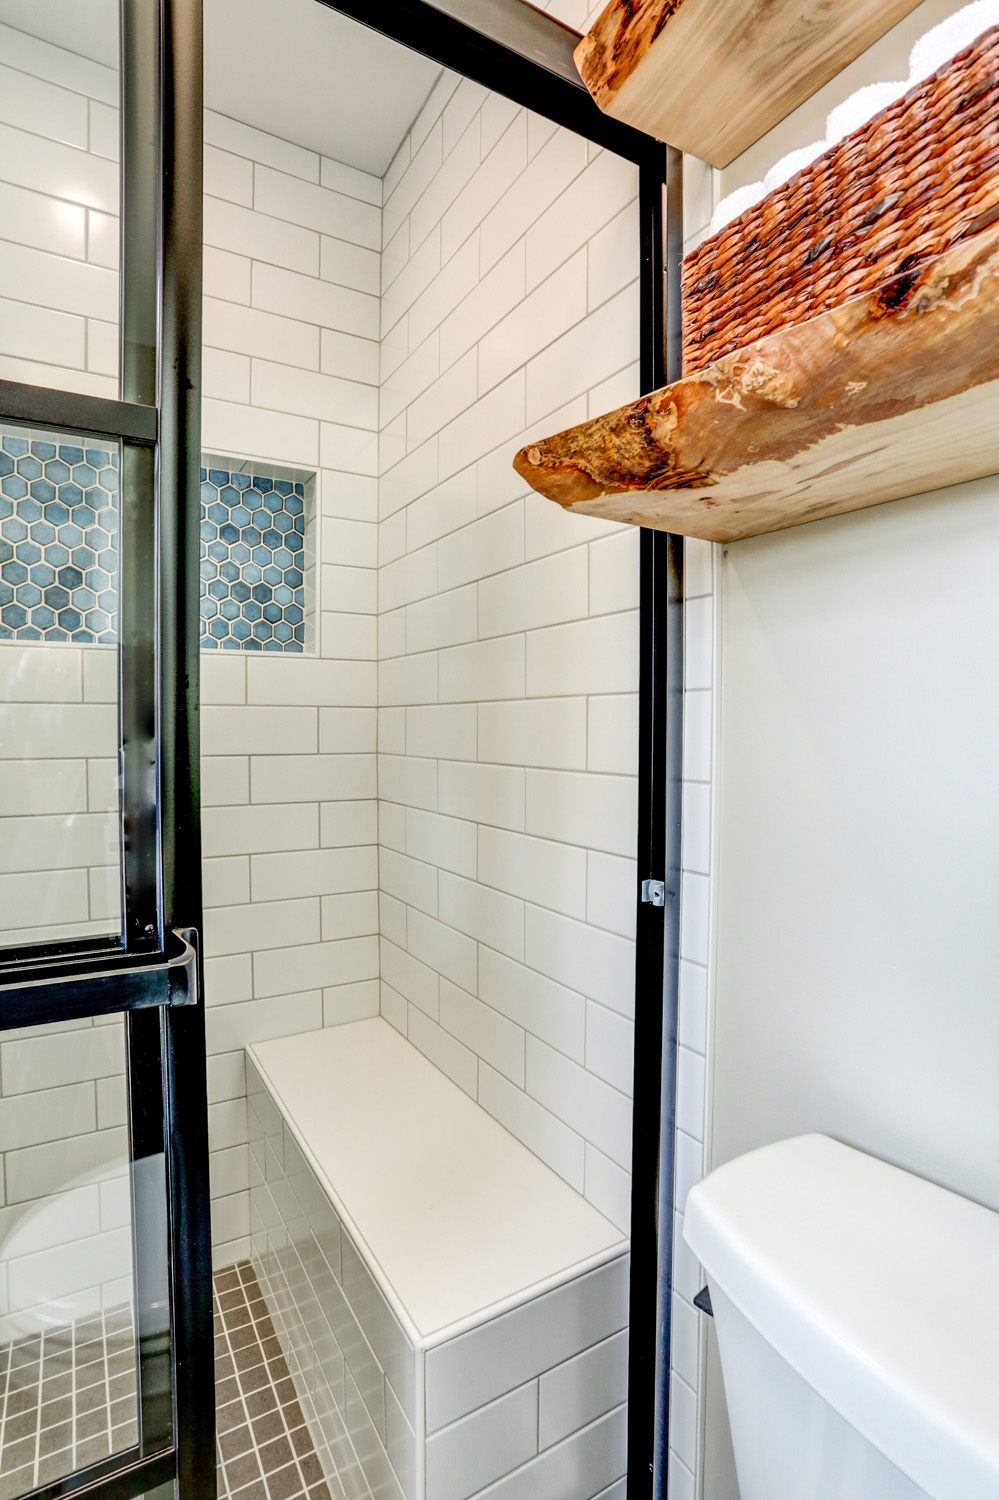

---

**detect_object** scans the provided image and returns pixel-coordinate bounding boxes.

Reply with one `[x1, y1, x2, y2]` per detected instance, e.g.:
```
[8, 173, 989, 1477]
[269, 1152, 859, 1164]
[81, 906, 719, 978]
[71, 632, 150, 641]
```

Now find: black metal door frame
[314, 7, 684, 1496]
[0, 2, 211, 1499]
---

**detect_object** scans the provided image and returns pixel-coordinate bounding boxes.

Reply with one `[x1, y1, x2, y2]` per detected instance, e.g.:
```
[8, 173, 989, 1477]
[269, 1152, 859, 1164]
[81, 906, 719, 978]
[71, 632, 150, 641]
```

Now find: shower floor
[0, 1306, 138, 1500]
[0, 1265, 329, 1500]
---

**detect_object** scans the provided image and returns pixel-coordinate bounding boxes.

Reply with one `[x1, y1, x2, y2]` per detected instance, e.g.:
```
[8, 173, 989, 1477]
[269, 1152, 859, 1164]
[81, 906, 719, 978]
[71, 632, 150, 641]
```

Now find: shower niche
[199, 455, 317, 654]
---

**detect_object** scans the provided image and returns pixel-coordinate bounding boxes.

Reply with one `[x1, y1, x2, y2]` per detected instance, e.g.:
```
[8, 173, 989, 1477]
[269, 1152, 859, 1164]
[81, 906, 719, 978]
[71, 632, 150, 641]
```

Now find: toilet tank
[684, 1135, 999, 1500]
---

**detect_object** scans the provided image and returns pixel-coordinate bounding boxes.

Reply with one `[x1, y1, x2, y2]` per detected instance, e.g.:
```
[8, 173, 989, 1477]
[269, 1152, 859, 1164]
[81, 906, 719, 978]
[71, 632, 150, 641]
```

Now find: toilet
[684, 1135, 999, 1500]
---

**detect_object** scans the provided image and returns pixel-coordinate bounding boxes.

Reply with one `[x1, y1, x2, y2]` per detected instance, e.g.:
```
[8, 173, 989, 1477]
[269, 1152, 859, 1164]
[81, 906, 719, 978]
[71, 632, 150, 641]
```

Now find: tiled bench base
[246, 1023, 629, 1500]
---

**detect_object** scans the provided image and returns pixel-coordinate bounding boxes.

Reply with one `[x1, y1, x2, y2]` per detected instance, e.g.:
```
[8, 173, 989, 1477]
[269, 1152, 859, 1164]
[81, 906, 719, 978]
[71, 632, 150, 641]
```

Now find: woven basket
[681, 25, 999, 375]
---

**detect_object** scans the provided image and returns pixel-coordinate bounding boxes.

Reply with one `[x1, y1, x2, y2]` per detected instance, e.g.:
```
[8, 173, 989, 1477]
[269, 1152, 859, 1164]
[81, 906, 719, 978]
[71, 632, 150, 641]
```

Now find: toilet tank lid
[684, 1135, 999, 1500]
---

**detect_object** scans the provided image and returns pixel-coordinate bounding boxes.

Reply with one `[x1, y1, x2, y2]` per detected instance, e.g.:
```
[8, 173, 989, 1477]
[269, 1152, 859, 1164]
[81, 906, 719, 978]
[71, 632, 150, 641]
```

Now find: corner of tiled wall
[198, 111, 384, 1268]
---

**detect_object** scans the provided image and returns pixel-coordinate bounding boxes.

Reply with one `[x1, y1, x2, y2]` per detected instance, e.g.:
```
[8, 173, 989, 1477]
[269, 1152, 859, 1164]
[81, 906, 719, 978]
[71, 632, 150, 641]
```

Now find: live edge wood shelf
[576, 0, 925, 166]
[513, 229, 999, 545]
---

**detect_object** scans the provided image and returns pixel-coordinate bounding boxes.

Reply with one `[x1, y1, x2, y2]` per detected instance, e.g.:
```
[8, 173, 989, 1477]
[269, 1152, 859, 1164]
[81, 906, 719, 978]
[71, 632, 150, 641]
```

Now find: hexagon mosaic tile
[200, 468, 306, 652]
[0, 434, 308, 652]
[0, 431, 120, 644]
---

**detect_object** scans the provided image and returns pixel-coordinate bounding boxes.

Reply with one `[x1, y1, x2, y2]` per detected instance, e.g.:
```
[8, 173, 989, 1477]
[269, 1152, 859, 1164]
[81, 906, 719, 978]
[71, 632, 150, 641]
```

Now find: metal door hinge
[641, 879, 666, 907]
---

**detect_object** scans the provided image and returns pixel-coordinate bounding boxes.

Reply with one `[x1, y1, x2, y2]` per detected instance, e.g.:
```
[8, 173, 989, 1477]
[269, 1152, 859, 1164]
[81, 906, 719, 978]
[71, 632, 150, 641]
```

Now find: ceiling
[0, 0, 441, 177]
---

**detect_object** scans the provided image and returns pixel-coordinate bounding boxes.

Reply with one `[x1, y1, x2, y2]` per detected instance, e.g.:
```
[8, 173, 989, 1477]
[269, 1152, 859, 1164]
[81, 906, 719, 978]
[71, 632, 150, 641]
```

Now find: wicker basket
[681, 25, 999, 375]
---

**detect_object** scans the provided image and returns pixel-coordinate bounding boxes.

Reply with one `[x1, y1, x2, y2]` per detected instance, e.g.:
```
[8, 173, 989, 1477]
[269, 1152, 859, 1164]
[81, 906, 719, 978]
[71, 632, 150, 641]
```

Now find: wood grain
[513, 228, 999, 544]
[575, 0, 926, 166]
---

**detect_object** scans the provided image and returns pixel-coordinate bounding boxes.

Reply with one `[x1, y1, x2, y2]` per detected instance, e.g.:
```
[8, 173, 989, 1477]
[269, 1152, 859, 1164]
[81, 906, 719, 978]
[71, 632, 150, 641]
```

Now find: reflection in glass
[0, 1016, 139, 1496]
[0, 0, 121, 397]
[0, 423, 121, 952]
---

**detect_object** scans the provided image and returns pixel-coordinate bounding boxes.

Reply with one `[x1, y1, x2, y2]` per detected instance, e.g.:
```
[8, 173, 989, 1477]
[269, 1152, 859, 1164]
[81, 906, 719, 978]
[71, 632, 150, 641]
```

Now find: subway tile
[411, 115, 481, 254]
[380, 753, 437, 812]
[478, 698, 586, 773]
[585, 1002, 634, 1097]
[526, 1037, 632, 1170]
[437, 503, 524, 592]
[203, 344, 251, 401]
[407, 585, 477, 655]
[203, 854, 251, 909]
[439, 635, 524, 703]
[321, 234, 381, 296]
[439, 871, 524, 961]
[439, 980, 525, 1087]
[426, 1257, 628, 1429]
[0, 121, 118, 214]
[0, 643, 81, 702]
[408, 236, 480, 354]
[320, 156, 382, 206]
[525, 905, 634, 1018]
[584, 1145, 631, 1235]
[250, 754, 376, 804]
[586, 852, 637, 940]
[439, 241, 525, 373]
[679, 871, 710, 967]
[203, 898, 319, 958]
[587, 695, 639, 776]
[526, 150, 639, 293]
[205, 110, 319, 182]
[539, 1330, 628, 1450]
[0, 811, 113, 874]
[477, 1061, 585, 1192]
[324, 977, 380, 1026]
[683, 689, 713, 784]
[478, 825, 586, 920]
[478, 548, 588, 639]
[0, 1082, 95, 1152]
[205, 990, 323, 1055]
[0, 237, 115, 321]
[253, 936, 378, 998]
[438, 371, 525, 482]
[380, 707, 407, 758]
[676, 1045, 707, 1142]
[678, 960, 708, 1056]
[203, 295, 319, 369]
[480, 128, 588, 275]
[319, 708, 379, 753]
[201, 756, 250, 807]
[406, 705, 476, 762]
[1, 1024, 124, 1095]
[438, 760, 525, 831]
[380, 846, 438, 917]
[202, 803, 318, 858]
[0, 179, 85, 259]
[526, 769, 637, 859]
[479, 251, 587, 396]
[0, 294, 85, 370]
[407, 348, 478, 450]
[204, 144, 253, 205]
[322, 327, 380, 385]
[323, 563, 377, 614]
[0, 761, 86, 817]
[202, 396, 318, 467]
[4, 1128, 128, 1206]
[204, 953, 253, 1009]
[525, 287, 639, 427]
[589, 531, 639, 616]
[407, 1007, 477, 1099]
[440, 112, 527, 263]
[320, 800, 378, 847]
[407, 909, 477, 994]
[426, 1381, 537, 1500]
[247, 656, 375, 707]
[682, 781, 711, 876]
[252, 260, 378, 341]
[322, 890, 379, 940]
[201, 653, 246, 705]
[202, 705, 317, 756]
[255, 166, 381, 250]
[406, 808, 477, 879]
[588, 200, 641, 312]
[379, 651, 438, 708]
[380, 938, 439, 1019]
[253, 359, 377, 430]
[684, 596, 713, 692]
[527, 611, 639, 698]
[251, 846, 377, 902]
[204, 195, 319, 275]
[478, 947, 585, 1062]
[321, 420, 379, 476]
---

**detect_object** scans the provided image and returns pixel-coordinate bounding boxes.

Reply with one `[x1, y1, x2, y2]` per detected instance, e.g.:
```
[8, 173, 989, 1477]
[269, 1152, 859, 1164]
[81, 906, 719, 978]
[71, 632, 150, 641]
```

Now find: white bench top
[248, 1019, 628, 1344]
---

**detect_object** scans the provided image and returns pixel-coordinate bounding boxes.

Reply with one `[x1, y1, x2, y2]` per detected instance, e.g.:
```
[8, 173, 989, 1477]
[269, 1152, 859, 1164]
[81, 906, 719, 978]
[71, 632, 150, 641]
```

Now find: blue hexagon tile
[200, 467, 306, 652]
[0, 431, 119, 643]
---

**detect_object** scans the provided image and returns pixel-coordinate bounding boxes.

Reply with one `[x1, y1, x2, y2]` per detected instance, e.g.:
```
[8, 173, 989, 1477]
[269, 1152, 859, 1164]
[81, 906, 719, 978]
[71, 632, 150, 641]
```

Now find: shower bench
[246, 1019, 629, 1500]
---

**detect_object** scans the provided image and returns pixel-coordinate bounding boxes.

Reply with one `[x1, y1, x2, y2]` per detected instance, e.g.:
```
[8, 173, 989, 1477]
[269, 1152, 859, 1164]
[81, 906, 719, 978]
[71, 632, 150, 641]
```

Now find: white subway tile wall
[200, 111, 381, 1268]
[376, 70, 642, 1235]
[0, 22, 120, 397]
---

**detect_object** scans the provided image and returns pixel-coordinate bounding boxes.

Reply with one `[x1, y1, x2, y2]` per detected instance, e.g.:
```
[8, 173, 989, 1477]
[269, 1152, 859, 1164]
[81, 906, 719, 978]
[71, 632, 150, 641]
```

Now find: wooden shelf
[575, 0, 925, 167]
[513, 230, 999, 545]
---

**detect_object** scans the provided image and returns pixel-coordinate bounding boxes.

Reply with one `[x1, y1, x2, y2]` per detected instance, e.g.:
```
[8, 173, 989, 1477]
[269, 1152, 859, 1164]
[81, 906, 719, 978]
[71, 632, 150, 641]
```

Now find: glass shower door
[0, 3, 211, 1499]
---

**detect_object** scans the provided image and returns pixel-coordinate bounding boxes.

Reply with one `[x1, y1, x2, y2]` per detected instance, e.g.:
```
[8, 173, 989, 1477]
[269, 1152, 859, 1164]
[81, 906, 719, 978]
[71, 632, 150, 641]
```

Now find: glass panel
[0, 423, 121, 951]
[0, 1015, 146, 1497]
[0, 0, 120, 397]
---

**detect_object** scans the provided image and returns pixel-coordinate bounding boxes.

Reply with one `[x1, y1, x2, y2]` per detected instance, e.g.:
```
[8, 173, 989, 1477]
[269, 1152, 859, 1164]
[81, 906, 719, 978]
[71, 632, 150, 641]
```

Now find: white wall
[198, 109, 383, 1267]
[375, 69, 643, 1235]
